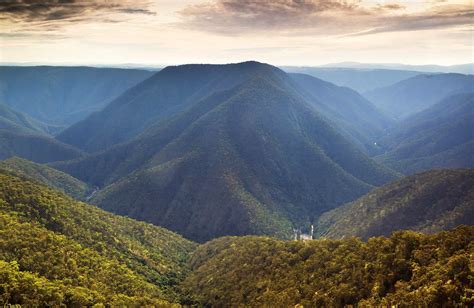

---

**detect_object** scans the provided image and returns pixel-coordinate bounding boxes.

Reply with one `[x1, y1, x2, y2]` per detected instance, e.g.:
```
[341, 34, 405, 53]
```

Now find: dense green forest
[0, 172, 196, 305]
[0, 157, 89, 200]
[316, 169, 474, 239]
[182, 227, 473, 306]
[0, 170, 472, 306]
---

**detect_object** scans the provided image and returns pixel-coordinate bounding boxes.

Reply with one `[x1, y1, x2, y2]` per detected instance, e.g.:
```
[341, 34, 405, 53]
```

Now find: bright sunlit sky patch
[0, 0, 472, 66]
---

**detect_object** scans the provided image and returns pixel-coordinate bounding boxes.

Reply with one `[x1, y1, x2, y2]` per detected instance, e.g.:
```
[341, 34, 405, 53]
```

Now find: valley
[0, 60, 472, 306]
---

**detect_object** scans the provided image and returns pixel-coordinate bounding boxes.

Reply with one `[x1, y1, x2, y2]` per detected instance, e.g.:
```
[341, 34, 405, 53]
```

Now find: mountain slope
[0, 129, 84, 163]
[53, 67, 397, 242]
[0, 172, 196, 305]
[182, 226, 473, 306]
[0, 157, 89, 200]
[375, 93, 474, 173]
[284, 67, 421, 92]
[365, 73, 474, 119]
[0, 66, 153, 126]
[57, 62, 296, 152]
[0, 102, 52, 134]
[290, 73, 392, 154]
[315, 169, 474, 240]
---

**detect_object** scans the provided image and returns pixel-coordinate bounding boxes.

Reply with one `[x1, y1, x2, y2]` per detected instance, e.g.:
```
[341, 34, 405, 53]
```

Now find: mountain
[0, 102, 52, 135]
[58, 62, 294, 152]
[283, 67, 420, 93]
[58, 62, 392, 154]
[181, 226, 473, 306]
[0, 171, 196, 305]
[53, 63, 397, 242]
[290, 73, 392, 154]
[0, 128, 84, 163]
[0, 101, 85, 163]
[315, 169, 474, 240]
[0, 157, 89, 200]
[0, 66, 153, 126]
[318, 62, 474, 74]
[375, 93, 474, 173]
[365, 73, 474, 119]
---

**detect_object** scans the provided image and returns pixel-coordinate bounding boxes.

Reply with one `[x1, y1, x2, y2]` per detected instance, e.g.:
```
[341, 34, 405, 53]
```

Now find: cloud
[179, 0, 473, 36]
[352, 5, 474, 36]
[0, 0, 155, 24]
[179, 0, 367, 35]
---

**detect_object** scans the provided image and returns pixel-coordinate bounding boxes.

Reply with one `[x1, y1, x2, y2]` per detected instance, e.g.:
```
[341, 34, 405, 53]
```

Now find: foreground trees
[182, 226, 473, 306]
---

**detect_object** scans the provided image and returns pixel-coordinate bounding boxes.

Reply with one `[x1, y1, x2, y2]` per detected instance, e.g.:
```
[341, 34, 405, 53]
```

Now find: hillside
[375, 93, 474, 173]
[365, 73, 474, 119]
[315, 169, 474, 239]
[0, 172, 196, 305]
[290, 73, 392, 154]
[0, 157, 89, 200]
[284, 67, 420, 92]
[0, 66, 153, 126]
[53, 67, 397, 242]
[182, 226, 473, 306]
[0, 102, 52, 135]
[0, 129, 84, 163]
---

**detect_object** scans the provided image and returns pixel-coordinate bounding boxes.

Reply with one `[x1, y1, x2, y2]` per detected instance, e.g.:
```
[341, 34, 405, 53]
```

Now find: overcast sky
[0, 0, 472, 66]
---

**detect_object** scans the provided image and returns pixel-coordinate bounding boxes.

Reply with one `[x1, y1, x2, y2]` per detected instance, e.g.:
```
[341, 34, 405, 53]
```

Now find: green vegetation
[0, 157, 89, 200]
[376, 93, 474, 174]
[316, 169, 474, 239]
[54, 65, 397, 242]
[0, 172, 196, 305]
[182, 226, 474, 306]
[0, 170, 472, 306]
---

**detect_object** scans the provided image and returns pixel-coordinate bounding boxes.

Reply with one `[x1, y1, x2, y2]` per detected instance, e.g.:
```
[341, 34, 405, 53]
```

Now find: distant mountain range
[283, 67, 421, 93]
[375, 93, 474, 174]
[318, 62, 473, 74]
[53, 62, 397, 242]
[365, 73, 474, 119]
[316, 169, 474, 239]
[0, 66, 153, 126]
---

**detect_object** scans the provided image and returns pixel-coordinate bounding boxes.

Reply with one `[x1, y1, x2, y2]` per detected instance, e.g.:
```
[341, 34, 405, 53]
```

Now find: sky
[0, 0, 472, 66]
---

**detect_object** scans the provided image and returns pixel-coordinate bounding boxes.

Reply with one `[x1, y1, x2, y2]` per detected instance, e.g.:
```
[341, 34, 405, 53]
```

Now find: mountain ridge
[53, 66, 397, 242]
